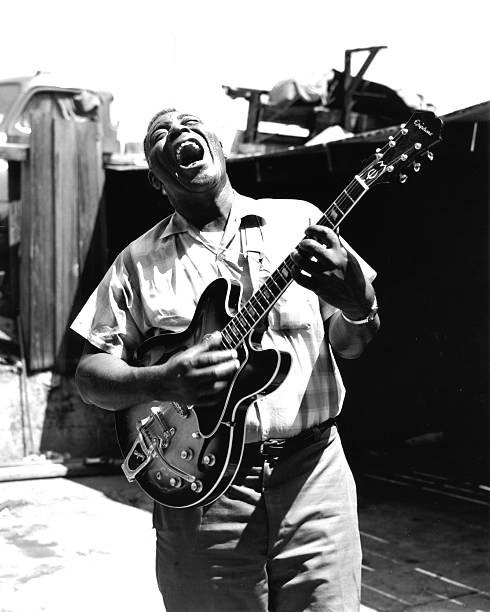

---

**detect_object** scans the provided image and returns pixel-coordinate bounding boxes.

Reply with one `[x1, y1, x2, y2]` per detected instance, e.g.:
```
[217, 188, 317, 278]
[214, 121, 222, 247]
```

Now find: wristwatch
[341, 298, 378, 325]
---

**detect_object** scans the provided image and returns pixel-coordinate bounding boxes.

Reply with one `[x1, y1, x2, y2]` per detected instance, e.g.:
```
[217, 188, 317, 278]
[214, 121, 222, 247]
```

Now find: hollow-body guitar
[116, 111, 443, 508]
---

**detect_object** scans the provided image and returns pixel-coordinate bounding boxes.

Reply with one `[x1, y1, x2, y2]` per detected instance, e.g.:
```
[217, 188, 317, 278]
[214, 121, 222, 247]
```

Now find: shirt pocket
[268, 284, 318, 331]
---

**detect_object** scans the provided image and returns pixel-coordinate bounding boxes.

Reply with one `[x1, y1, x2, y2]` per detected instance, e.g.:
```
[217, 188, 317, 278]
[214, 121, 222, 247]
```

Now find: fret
[343, 189, 355, 203]
[225, 323, 241, 345]
[253, 291, 269, 311]
[268, 274, 283, 292]
[239, 308, 255, 327]
[247, 301, 260, 318]
[261, 285, 273, 301]
[278, 262, 293, 282]
[221, 330, 232, 349]
[352, 179, 367, 200]
[324, 203, 342, 226]
[234, 314, 248, 335]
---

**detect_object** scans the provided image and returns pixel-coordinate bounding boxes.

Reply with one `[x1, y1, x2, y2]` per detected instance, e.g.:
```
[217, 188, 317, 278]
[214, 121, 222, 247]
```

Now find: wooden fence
[11, 111, 107, 371]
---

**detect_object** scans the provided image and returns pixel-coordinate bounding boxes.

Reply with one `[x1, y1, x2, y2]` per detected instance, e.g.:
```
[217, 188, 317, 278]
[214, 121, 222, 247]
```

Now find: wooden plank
[19, 161, 31, 354]
[53, 118, 78, 364]
[29, 111, 55, 370]
[0, 143, 29, 162]
[8, 199, 21, 315]
[77, 121, 106, 298]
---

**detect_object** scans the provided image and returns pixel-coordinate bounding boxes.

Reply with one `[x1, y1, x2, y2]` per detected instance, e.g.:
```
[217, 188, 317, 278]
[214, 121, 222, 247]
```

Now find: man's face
[146, 110, 227, 196]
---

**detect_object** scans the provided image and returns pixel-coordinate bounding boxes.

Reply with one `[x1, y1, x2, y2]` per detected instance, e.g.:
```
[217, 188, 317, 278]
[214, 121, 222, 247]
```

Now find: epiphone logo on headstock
[414, 119, 433, 136]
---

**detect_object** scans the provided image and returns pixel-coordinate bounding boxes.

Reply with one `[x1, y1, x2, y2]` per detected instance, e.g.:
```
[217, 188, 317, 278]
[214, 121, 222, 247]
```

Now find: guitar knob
[169, 476, 182, 488]
[203, 453, 216, 466]
[413, 162, 421, 172]
[191, 480, 203, 493]
[399, 174, 408, 184]
[427, 151, 434, 161]
[180, 449, 194, 461]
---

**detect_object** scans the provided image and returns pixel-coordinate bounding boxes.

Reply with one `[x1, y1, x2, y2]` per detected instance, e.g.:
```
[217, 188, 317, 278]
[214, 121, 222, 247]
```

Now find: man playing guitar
[72, 107, 380, 611]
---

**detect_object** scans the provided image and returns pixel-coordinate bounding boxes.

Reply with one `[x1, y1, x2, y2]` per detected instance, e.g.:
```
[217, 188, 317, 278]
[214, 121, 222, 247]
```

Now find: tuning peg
[399, 173, 408, 184]
[386, 165, 394, 172]
[375, 147, 384, 159]
[388, 137, 396, 148]
[413, 162, 421, 172]
[427, 151, 434, 161]
[401, 154, 408, 161]
[414, 142, 422, 150]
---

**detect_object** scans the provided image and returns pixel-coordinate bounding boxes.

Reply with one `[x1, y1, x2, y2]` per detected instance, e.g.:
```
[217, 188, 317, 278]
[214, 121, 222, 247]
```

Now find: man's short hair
[143, 107, 177, 161]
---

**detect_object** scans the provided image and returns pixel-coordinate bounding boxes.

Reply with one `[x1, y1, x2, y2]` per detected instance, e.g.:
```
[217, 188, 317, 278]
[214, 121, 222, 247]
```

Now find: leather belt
[244, 418, 337, 462]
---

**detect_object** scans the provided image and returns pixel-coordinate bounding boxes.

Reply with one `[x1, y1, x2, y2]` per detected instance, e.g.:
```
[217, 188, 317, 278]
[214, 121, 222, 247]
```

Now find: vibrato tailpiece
[121, 407, 176, 482]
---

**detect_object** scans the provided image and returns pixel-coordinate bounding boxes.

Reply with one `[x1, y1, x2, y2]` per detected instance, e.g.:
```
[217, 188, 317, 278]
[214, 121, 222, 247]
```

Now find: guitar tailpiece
[121, 432, 154, 482]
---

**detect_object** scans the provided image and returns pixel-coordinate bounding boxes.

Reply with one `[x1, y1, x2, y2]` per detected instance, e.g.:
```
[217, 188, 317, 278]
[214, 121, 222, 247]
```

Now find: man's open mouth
[175, 139, 205, 168]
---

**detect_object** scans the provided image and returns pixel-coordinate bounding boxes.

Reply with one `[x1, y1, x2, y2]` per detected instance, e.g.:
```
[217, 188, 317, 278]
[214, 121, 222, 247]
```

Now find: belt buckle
[260, 438, 286, 457]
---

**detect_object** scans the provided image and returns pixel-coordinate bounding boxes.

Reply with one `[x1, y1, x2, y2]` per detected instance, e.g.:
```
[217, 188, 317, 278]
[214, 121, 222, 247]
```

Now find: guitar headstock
[359, 111, 443, 187]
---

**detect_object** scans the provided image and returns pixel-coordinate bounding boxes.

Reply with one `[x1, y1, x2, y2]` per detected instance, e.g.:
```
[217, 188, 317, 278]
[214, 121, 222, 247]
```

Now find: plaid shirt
[71, 193, 375, 441]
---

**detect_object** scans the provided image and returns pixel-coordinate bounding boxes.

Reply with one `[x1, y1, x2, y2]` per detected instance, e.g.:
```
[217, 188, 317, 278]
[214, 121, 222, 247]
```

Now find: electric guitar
[115, 110, 443, 508]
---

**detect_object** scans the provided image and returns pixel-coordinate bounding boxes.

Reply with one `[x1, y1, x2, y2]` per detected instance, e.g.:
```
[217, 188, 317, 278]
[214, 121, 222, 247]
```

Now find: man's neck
[171, 181, 235, 232]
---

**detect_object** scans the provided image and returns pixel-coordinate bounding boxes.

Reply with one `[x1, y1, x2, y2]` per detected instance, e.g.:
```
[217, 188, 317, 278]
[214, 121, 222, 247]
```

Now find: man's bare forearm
[75, 350, 164, 411]
[75, 335, 240, 411]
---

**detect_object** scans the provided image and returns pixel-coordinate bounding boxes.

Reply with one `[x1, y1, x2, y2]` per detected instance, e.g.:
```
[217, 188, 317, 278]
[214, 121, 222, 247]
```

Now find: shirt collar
[160, 192, 265, 242]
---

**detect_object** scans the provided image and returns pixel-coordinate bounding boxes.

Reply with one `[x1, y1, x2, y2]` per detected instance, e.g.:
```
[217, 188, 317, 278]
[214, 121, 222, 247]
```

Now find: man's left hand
[291, 225, 375, 320]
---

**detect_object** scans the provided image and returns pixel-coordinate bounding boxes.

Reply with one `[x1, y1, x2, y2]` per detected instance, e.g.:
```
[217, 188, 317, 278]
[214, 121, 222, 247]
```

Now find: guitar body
[115, 277, 291, 508]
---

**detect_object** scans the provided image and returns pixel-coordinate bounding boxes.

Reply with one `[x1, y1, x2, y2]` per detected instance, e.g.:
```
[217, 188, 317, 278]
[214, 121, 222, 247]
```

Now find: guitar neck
[220, 175, 369, 350]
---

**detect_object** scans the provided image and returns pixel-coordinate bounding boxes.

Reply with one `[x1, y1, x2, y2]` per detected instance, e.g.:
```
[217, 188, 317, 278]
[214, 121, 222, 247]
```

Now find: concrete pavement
[1, 476, 160, 612]
[1, 470, 489, 611]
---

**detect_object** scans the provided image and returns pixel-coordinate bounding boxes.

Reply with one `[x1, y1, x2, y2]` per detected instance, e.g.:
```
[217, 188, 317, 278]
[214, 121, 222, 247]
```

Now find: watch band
[341, 298, 378, 325]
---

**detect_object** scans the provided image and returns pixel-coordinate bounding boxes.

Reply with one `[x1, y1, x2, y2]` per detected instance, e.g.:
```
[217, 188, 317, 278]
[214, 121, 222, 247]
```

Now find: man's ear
[148, 170, 162, 191]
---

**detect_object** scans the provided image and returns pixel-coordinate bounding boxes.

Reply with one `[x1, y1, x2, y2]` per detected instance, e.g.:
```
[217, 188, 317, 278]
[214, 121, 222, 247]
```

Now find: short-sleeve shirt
[71, 193, 375, 441]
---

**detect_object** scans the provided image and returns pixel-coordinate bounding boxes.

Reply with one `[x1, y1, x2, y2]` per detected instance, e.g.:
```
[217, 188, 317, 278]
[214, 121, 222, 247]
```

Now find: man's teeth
[176, 141, 203, 166]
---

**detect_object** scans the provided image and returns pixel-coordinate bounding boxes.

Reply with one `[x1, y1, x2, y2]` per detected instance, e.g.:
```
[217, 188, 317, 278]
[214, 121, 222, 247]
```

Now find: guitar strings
[221, 145, 409, 351]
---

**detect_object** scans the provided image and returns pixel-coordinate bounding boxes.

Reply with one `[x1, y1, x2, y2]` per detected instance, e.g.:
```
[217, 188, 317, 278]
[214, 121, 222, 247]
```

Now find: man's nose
[168, 122, 190, 141]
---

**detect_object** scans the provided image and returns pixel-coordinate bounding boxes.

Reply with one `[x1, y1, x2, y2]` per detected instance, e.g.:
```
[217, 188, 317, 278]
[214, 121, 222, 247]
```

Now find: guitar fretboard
[220, 176, 368, 350]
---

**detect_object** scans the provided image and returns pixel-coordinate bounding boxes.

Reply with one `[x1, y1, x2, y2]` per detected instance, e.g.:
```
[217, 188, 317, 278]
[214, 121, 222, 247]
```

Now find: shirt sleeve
[70, 248, 145, 361]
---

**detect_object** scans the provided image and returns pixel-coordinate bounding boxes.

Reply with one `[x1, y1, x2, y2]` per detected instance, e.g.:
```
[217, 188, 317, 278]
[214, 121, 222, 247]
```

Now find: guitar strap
[240, 214, 264, 293]
[239, 214, 269, 336]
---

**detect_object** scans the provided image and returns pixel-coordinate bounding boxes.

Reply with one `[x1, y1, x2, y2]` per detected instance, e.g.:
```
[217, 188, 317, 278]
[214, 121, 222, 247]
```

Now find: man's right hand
[154, 331, 240, 407]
